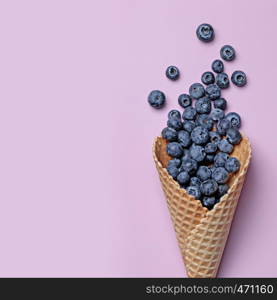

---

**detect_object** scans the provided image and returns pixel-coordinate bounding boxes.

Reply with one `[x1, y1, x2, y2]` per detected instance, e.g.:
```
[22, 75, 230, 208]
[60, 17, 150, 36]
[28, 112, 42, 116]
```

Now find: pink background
[0, 0, 276, 277]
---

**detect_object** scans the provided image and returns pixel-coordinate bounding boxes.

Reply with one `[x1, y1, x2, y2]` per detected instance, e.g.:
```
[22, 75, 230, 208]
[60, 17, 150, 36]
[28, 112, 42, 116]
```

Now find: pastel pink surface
[0, 0, 276, 277]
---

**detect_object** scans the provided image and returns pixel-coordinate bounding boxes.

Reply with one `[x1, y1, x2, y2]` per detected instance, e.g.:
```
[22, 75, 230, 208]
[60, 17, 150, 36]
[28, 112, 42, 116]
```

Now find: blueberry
[195, 97, 212, 114]
[196, 23, 214, 42]
[212, 59, 224, 73]
[196, 114, 214, 130]
[216, 118, 231, 135]
[214, 152, 229, 167]
[167, 165, 179, 179]
[191, 126, 210, 145]
[226, 128, 242, 145]
[220, 45, 236, 61]
[201, 71, 215, 85]
[216, 72, 229, 89]
[212, 167, 229, 184]
[209, 131, 221, 145]
[205, 142, 217, 154]
[197, 166, 211, 181]
[205, 154, 215, 164]
[190, 177, 201, 187]
[200, 179, 218, 196]
[211, 108, 225, 122]
[167, 118, 183, 131]
[178, 130, 191, 148]
[181, 158, 198, 175]
[217, 184, 229, 197]
[168, 109, 181, 120]
[161, 127, 178, 141]
[214, 98, 227, 110]
[225, 157, 240, 173]
[209, 165, 217, 174]
[166, 142, 183, 158]
[182, 149, 191, 161]
[225, 112, 241, 129]
[189, 144, 206, 162]
[177, 171, 190, 186]
[178, 94, 192, 108]
[189, 83, 205, 99]
[148, 90, 166, 108]
[166, 66, 180, 80]
[186, 185, 202, 200]
[168, 158, 181, 168]
[183, 120, 196, 132]
[218, 139, 234, 154]
[202, 197, 216, 210]
[182, 107, 197, 120]
[205, 84, 221, 100]
[231, 70, 247, 87]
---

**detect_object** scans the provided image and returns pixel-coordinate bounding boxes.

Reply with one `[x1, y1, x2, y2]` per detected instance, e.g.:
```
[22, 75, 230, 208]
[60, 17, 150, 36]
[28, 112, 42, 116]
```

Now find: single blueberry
[177, 171, 190, 186]
[197, 166, 211, 181]
[220, 45, 236, 61]
[200, 179, 218, 196]
[190, 177, 201, 187]
[195, 97, 212, 114]
[205, 84, 221, 100]
[231, 70, 247, 87]
[225, 112, 241, 129]
[191, 126, 210, 145]
[168, 109, 181, 120]
[182, 107, 197, 120]
[186, 185, 202, 200]
[216, 72, 230, 89]
[166, 66, 180, 80]
[211, 108, 225, 122]
[178, 94, 192, 108]
[212, 59, 224, 73]
[196, 23, 214, 42]
[202, 197, 216, 210]
[196, 114, 214, 130]
[148, 90, 166, 108]
[161, 127, 178, 142]
[209, 131, 222, 145]
[214, 152, 229, 167]
[226, 128, 242, 145]
[216, 118, 231, 136]
[214, 98, 227, 110]
[182, 158, 198, 175]
[201, 71, 215, 85]
[167, 118, 183, 130]
[178, 130, 191, 148]
[205, 142, 217, 154]
[189, 83, 205, 99]
[217, 184, 229, 197]
[212, 167, 229, 184]
[218, 139, 234, 153]
[189, 144, 206, 162]
[225, 157, 240, 173]
[166, 142, 183, 158]
[183, 120, 196, 133]
[167, 158, 181, 169]
[167, 165, 179, 179]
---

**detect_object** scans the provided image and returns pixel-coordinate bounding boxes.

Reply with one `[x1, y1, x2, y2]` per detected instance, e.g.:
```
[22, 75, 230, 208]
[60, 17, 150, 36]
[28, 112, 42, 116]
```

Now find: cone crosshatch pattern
[153, 136, 251, 278]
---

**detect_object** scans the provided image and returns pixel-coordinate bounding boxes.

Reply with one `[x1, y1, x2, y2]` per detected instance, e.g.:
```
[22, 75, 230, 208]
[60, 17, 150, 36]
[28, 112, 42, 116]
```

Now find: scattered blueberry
[197, 166, 211, 181]
[231, 70, 247, 87]
[183, 120, 196, 132]
[211, 108, 225, 122]
[167, 117, 183, 130]
[190, 144, 206, 162]
[205, 142, 217, 154]
[205, 84, 221, 100]
[168, 109, 181, 120]
[186, 185, 202, 200]
[209, 131, 221, 145]
[189, 83, 205, 99]
[167, 165, 179, 179]
[177, 171, 190, 185]
[178, 130, 191, 147]
[225, 157, 240, 173]
[191, 126, 210, 145]
[214, 98, 227, 110]
[162, 127, 178, 141]
[212, 167, 229, 184]
[148, 90, 166, 108]
[196, 114, 214, 130]
[225, 112, 241, 129]
[166, 66, 180, 80]
[212, 59, 224, 73]
[200, 179, 218, 196]
[182, 158, 198, 175]
[168, 158, 181, 168]
[216, 118, 231, 136]
[218, 139, 234, 153]
[178, 94, 192, 108]
[166, 142, 183, 158]
[196, 23, 214, 42]
[214, 152, 229, 167]
[182, 107, 197, 120]
[195, 97, 212, 114]
[202, 197, 216, 210]
[217, 184, 229, 197]
[226, 128, 242, 145]
[216, 72, 229, 89]
[201, 71, 215, 85]
[190, 177, 201, 187]
[220, 45, 236, 61]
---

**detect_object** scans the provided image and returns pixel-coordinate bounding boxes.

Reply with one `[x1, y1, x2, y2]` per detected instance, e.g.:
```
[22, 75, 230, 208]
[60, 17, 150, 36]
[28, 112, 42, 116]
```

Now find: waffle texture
[153, 135, 251, 278]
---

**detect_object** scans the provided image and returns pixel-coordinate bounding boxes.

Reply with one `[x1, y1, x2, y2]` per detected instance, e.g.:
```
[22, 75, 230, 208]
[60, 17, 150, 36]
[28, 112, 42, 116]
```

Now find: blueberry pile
[149, 24, 247, 210]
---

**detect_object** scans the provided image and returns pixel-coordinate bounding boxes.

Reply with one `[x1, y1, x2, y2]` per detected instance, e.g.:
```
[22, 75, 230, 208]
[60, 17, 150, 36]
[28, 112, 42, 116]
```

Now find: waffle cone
[153, 135, 251, 278]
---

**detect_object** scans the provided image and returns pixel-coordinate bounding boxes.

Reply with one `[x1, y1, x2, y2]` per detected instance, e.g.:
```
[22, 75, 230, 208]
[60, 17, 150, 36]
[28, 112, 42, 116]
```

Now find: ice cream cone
[153, 135, 251, 278]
